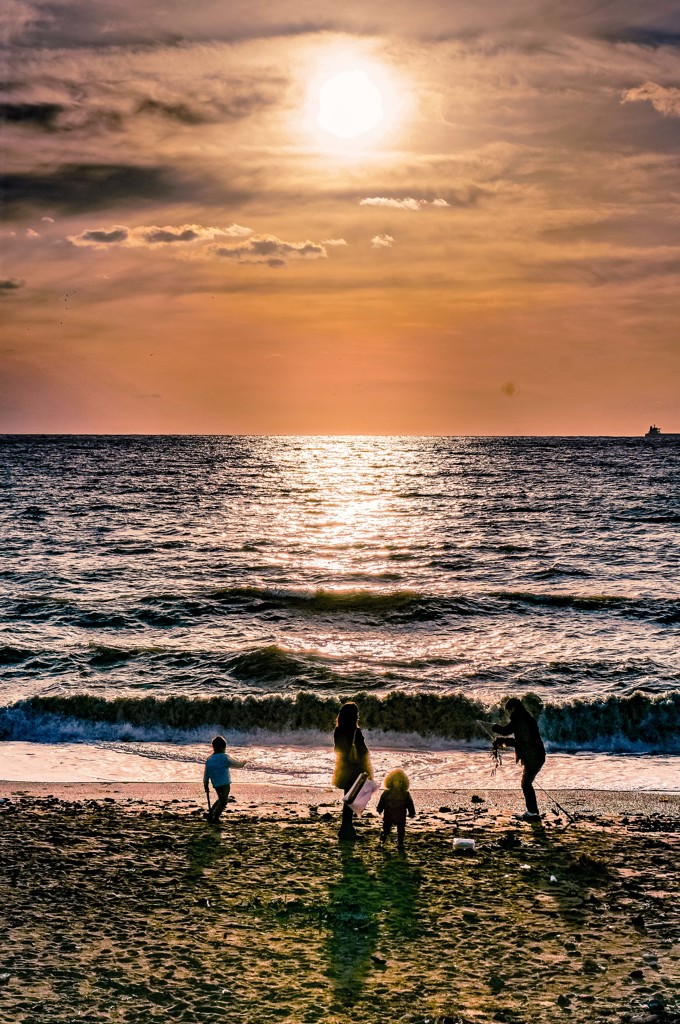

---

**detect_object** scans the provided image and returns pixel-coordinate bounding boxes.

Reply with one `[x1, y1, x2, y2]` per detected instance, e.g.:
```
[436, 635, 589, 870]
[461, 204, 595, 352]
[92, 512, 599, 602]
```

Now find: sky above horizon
[2, 0, 680, 435]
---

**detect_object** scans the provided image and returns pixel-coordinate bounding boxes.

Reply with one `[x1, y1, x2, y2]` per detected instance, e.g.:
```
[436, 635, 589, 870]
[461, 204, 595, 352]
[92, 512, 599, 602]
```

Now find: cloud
[0, 102, 63, 130]
[360, 197, 450, 210]
[1, 164, 180, 215]
[73, 227, 130, 245]
[69, 223, 253, 247]
[212, 235, 328, 267]
[371, 234, 394, 247]
[0, 278, 25, 292]
[136, 88, 277, 125]
[622, 82, 680, 117]
[322, 238, 347, 246]
[1, 163, 251, 215]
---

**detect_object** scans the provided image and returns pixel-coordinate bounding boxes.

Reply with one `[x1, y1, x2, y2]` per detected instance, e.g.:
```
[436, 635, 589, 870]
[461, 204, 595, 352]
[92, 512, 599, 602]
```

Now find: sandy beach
[0, 784, 678, 1024]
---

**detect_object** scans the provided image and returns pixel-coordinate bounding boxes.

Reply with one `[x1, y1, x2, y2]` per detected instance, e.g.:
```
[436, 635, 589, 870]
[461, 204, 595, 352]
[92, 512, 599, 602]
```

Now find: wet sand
[0, 785, 678, 1024]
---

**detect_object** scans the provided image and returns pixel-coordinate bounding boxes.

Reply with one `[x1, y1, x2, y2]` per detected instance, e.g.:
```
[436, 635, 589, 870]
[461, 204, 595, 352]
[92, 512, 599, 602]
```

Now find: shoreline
[2, 781, 680, 817]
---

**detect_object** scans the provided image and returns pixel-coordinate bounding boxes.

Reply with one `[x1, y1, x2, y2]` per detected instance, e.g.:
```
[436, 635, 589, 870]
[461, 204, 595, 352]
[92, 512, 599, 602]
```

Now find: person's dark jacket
[332, 727, 373, 789]
[377, 789, 416, 825]
[493, 706, 545, 766]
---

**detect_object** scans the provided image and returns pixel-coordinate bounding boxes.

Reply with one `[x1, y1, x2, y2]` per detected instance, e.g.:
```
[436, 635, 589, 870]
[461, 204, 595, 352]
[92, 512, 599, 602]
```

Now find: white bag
[343, 773, 379, 816]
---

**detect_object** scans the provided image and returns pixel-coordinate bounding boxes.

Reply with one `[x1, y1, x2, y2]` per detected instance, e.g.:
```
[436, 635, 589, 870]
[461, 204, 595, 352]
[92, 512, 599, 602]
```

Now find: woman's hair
[505, 697, 524, 714]
[335, 701, 359, 732]
[384, 769, 409, 792]
[211, 735, 227, 753]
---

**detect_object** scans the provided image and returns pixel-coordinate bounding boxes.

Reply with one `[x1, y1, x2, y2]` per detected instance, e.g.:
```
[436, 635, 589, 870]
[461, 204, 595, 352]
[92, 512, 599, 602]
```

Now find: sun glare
[303, 52, 403, 152]
[317, 69, 384, 139]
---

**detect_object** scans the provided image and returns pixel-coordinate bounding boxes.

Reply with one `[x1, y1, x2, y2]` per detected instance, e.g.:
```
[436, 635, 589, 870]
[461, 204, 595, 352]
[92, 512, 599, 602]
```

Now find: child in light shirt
[203, 735, 246, 823]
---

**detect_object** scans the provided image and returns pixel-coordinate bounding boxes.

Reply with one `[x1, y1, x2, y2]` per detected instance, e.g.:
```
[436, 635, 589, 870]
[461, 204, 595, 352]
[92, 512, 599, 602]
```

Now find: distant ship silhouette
[645, 425, 679, 438]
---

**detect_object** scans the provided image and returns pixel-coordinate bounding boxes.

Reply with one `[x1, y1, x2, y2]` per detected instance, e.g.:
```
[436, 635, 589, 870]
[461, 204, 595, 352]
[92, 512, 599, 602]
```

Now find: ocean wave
[0, 640, 393, 692]
[4, 585, 679, 628]
[1, 689, 677, 752]
[2, 581, 675, 626]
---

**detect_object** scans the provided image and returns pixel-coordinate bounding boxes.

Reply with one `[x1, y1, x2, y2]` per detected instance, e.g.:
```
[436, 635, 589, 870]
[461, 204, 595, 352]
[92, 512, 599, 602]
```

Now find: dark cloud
[80, 227, 129, 244]
[604, 28, 680, 48]
[136, 90, 277, 125]
[0, 101, 124, 135]
[213, 234, 327, 267]
[8, 0, 680, 50]
[142, 227, 199, 243]
[0, 102, 63, 130]
[0, 163, 250, 216]
[0, 278, 25, 291]
[7, 1, 338, 49]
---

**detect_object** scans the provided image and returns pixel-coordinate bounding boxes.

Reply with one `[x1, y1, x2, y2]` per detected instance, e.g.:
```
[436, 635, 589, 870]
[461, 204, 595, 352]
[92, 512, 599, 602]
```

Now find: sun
[317, 69, 384, 139]
[303, 52, 405, 153]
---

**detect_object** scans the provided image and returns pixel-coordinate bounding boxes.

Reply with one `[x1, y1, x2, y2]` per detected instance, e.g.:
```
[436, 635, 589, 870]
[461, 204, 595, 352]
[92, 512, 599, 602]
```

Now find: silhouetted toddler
[377, 769, 415, 848]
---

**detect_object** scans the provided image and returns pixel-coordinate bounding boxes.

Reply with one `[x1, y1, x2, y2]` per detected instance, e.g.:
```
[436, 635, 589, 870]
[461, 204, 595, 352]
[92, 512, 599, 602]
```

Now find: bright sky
[2, 0, 679, 434]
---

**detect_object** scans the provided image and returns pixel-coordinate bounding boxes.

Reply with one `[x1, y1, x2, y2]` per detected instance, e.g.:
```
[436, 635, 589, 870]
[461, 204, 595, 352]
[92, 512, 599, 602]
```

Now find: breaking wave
[1, 689, 678, 753]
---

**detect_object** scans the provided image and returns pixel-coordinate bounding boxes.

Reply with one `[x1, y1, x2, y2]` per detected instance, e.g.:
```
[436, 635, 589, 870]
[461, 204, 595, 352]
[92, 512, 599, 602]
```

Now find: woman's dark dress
[333, 727, 373, 839]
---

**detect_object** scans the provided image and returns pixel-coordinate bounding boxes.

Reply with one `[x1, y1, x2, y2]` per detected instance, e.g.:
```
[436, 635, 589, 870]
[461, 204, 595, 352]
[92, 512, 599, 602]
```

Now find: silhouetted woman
[493, 697, 546, 821]
[332, 701, 373, 841]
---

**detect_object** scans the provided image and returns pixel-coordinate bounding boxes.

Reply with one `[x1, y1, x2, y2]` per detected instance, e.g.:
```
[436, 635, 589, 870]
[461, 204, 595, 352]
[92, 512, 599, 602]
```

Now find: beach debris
[556, 994, 572, 1008]
[462, 909, 479, 923]
[519, 863, 531, 872]
[370, 954, 387, 968]
[488, 974, 505, 994]
[453, 838, 475, 852]
[629, 969, 645, 980]
[470, 794, 484, 804]
[439, 806, 452, 813]
[0, 974, 11, 987]
[582, 958, 603, 975]
[549, 875, 558, 883]
[497, 830, 521, 850]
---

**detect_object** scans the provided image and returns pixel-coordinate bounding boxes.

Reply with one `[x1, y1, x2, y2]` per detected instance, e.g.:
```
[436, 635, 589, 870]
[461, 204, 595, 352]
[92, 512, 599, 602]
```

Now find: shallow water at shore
[2, 740, 679, 791]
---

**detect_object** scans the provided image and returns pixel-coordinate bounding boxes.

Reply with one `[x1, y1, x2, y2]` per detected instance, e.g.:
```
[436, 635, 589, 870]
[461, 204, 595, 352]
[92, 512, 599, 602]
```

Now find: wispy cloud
[360, 197, 449, 210]
[622, 82, 680, 117]
[371, 234, 394, 247]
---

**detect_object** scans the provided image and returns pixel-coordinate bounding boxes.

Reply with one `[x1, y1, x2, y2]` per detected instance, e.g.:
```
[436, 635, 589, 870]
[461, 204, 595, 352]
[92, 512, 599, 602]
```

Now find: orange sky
[2, 0, 679, 434]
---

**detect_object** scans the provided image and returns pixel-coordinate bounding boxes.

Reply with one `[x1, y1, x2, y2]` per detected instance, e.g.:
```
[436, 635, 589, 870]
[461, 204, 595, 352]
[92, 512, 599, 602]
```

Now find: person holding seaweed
[332, 701, 373, 842]
[492, 697, 546, 821]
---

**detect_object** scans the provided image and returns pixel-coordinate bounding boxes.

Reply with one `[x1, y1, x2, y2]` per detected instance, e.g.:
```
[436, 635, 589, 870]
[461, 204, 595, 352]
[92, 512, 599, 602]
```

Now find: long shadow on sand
[324, 844, 422, 1012]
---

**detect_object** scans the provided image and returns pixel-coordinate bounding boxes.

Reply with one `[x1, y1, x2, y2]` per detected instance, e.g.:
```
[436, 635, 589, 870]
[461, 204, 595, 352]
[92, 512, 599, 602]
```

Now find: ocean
[1, 434, 678, 790]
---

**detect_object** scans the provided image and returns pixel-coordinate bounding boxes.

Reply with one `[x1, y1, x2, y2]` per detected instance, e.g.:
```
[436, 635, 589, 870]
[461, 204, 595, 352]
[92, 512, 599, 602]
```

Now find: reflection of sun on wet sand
[0, 785, 678, 1024]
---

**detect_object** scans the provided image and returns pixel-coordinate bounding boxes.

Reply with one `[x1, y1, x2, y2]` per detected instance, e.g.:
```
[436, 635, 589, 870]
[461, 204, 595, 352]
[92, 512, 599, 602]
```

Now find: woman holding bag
[332, 701, 373, 842]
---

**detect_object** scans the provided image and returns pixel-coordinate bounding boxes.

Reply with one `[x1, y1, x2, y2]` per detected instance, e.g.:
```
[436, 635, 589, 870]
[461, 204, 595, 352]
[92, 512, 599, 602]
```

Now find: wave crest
[1, 689, 677, 752]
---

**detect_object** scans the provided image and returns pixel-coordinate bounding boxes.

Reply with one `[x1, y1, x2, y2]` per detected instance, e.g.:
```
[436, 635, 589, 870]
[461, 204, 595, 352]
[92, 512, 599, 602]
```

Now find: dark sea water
[1, 435, 679, 780]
